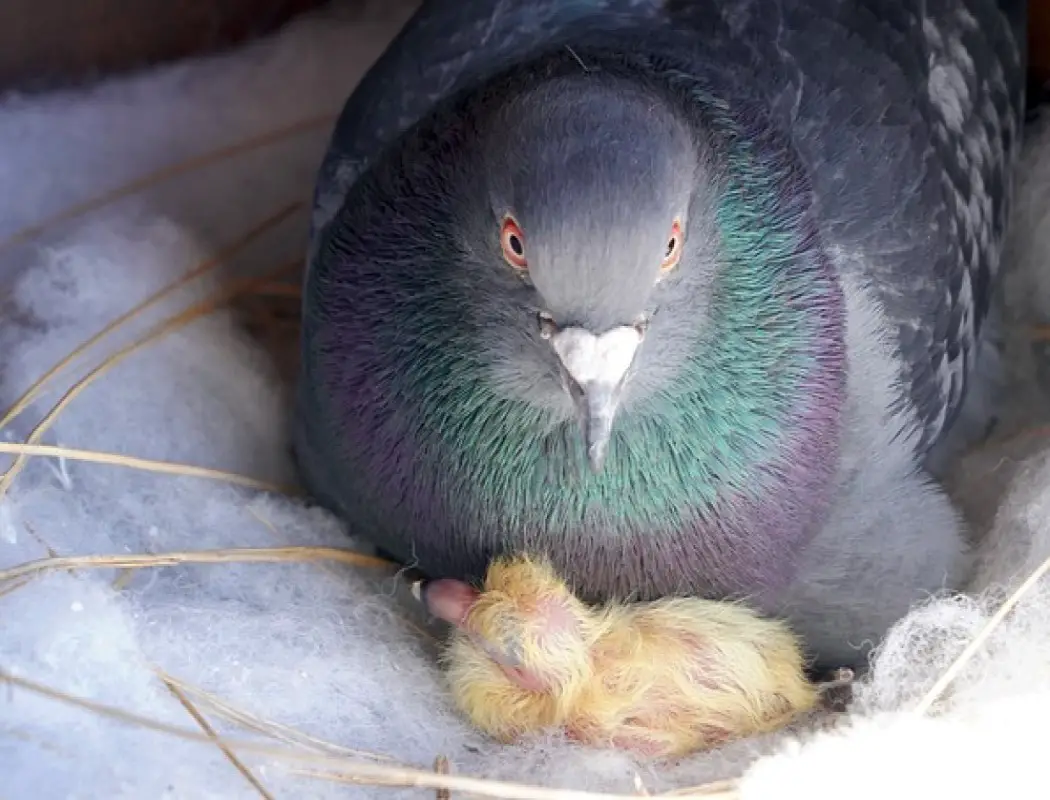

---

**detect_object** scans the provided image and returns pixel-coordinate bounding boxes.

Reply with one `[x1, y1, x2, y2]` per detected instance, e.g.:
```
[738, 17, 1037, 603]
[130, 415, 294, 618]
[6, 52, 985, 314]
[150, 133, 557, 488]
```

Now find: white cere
[549, 326, 643, 388]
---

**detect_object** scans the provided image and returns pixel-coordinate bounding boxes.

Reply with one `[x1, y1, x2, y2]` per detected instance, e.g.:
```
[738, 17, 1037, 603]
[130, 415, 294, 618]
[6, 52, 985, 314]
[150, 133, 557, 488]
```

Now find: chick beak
[547, 324, 644, 473]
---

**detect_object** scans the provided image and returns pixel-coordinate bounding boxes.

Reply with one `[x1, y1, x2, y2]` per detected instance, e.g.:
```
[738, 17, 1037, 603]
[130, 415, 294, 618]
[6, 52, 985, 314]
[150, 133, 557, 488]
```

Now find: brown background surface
[0, 0, 330, 93]
[1031, 2, 1050, 85]
[0, 2, 1044, 94]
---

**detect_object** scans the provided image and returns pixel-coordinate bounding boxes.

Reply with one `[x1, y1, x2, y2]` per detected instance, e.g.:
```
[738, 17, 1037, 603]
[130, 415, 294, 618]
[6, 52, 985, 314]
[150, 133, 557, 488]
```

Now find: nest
[2, 110, 1050, 799]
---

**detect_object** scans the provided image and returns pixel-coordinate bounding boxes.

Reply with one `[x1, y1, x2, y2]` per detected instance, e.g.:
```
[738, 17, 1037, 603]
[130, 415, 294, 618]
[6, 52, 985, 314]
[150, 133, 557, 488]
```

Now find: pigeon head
[307, 50, 848, 596]
[469, 74, 708, 470]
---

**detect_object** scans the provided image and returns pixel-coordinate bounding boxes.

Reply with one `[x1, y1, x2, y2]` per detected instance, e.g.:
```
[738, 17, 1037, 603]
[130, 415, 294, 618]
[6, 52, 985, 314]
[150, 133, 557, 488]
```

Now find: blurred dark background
[0, 0, 332, 93]
[0, 1, 1045, 105]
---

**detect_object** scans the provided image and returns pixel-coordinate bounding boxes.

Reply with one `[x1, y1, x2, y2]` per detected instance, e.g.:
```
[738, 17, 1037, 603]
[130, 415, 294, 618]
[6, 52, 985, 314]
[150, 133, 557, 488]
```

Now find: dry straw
[1, 114, 1049, 799]
[0, 115, 333, 258]
[1, 667, 739, 800]
[4, 536, 1048, 798]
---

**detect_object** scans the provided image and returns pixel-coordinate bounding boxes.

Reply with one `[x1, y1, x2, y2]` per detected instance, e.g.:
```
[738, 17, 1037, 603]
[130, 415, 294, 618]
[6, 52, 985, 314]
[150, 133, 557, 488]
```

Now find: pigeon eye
[660, 219, 683, 273]
[500, 217, 528, 271]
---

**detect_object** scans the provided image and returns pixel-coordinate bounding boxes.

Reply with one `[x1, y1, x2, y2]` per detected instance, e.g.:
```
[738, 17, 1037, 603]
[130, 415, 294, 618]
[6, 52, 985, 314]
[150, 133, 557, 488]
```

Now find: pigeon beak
[548, 324, 644, 473]
[573, 380, 621, 472]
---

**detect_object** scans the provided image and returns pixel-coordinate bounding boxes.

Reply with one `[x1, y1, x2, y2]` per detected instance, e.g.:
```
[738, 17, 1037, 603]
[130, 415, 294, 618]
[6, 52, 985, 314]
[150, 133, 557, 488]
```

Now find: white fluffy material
[2, 5, 1050, 797]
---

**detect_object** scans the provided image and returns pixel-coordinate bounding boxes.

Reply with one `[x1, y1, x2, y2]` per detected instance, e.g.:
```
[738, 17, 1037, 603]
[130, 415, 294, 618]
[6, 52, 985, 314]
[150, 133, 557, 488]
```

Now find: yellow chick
[420, 554, 819, 759]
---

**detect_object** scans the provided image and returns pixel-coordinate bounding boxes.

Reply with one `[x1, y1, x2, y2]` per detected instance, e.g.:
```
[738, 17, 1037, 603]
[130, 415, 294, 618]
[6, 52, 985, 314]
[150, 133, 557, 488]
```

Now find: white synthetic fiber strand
[1, 4, 1050, 797]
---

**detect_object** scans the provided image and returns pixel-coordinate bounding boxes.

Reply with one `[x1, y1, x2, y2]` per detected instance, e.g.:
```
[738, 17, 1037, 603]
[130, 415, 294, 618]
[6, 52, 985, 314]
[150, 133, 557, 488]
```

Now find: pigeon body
[294, 0, 1028, 669]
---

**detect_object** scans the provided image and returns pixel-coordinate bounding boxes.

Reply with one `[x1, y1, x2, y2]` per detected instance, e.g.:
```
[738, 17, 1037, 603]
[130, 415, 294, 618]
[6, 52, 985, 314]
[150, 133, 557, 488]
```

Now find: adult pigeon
[293, 0, 1028, 670]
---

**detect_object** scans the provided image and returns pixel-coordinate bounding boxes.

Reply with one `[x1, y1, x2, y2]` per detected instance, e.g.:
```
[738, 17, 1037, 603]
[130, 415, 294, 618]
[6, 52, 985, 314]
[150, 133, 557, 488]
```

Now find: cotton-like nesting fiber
[2, 3, 1050, 798]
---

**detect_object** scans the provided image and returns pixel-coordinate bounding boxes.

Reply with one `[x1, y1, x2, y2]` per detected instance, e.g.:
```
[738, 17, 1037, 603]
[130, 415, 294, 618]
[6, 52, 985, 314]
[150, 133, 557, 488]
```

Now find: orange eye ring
[661, 219, 683, 273]
[500, 216, 528, 271]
